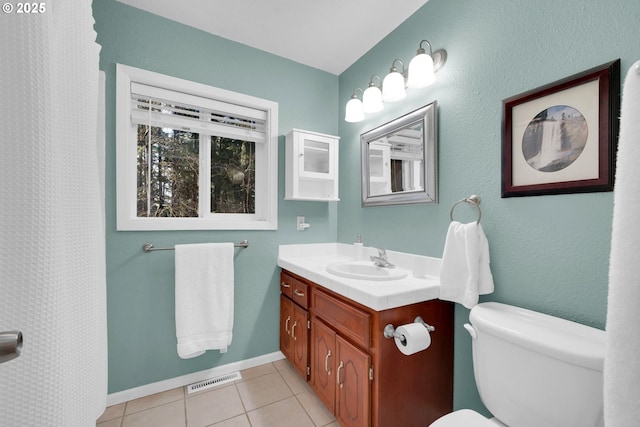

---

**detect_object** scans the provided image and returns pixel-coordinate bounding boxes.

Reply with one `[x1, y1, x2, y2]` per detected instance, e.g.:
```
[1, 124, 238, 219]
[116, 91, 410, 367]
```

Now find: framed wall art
[501, 59, 620, 197]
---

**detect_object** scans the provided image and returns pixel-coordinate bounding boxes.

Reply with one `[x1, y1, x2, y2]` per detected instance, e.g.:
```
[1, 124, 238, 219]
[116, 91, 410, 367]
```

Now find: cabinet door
[298, 132, 336, 180]
[291, 303, 309, 379]
[279, 295, 293, 361]
[336, 336, 371, 427]
[310, 317, 336, 413]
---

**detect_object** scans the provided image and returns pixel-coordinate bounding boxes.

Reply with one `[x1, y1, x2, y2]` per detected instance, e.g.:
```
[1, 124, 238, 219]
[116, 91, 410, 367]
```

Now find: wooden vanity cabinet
[280, 269, 454, 427]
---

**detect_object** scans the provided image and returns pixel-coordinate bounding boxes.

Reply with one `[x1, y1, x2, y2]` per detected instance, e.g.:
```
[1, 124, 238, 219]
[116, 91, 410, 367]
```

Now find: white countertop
[277, 243, 442, 311]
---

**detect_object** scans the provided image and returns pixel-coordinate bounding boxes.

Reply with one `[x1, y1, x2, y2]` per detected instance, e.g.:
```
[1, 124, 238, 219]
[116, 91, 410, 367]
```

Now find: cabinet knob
[292, 321, 298, 341]
[294, 289, 305, 297]
[285, 316, 291, 334]
[281, 282, 290, 288]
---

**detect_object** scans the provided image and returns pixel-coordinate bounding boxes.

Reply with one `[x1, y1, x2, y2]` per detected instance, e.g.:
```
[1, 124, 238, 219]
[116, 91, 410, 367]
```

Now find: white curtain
[0, 0, 107, 425]
[605, 62, 640, 426]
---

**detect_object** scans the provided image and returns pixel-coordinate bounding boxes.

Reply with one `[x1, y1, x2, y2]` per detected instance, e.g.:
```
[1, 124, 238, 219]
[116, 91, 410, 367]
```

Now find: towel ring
[450, 195, 482, 224]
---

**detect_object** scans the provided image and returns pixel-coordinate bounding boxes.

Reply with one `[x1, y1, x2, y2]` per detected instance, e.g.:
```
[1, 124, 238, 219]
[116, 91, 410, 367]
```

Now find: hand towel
[175, 243, 234, 359]
[439, 221, 494, 308]
[605, 61, 640, 426]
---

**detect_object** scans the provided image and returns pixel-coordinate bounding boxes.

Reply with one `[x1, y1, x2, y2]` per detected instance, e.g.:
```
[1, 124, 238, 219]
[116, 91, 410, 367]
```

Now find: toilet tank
[468, 302, 605, 427]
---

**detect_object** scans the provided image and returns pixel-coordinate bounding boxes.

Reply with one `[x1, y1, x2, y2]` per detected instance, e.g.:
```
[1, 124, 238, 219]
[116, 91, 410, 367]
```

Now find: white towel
[605, 61, 640, 426]
[175, 243, 234, 359]
[439, 221, 494, 308]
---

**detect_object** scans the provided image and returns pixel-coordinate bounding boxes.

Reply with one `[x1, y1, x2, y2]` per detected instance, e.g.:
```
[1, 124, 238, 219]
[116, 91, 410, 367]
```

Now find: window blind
[130, 82, 267, 143]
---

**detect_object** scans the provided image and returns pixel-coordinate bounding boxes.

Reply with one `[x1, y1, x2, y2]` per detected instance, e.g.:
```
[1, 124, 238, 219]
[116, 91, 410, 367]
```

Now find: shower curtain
[0, 0, 107, 425]
[605, 62, 640, 425]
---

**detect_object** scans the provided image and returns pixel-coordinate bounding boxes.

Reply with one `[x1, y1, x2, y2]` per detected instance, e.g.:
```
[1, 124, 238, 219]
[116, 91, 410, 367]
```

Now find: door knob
[0, 330, 23, 364]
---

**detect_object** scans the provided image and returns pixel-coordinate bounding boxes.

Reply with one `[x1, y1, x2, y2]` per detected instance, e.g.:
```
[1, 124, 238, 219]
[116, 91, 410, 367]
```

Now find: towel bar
[450, 195, 481, 224]
[142, 240, 249, 252]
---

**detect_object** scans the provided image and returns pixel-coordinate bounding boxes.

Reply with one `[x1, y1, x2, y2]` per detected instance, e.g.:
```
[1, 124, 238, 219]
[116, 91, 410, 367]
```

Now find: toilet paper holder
[383, 316, 435, 344]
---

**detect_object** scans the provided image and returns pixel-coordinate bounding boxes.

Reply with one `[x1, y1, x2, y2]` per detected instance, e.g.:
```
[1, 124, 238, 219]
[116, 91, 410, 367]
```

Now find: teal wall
[93, 0, 339, 394]
[95, 0, 640, 417]
[338, 0, 640, 415]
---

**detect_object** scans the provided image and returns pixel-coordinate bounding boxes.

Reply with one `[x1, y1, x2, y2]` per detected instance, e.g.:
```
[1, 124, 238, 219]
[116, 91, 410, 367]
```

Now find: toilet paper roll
[394, 323, 431, 355]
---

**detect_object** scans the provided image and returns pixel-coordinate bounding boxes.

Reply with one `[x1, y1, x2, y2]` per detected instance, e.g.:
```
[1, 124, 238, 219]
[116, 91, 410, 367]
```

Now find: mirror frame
[360, 101, 438, 207]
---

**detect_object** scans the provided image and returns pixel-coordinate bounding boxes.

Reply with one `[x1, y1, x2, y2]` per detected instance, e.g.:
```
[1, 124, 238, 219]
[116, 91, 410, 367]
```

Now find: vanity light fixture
[382, 59, 407, 102]
[344, 88, 365, 123]
[362, 75, 384, 113]
[344, 38, 446, 122]
[407, 40, 439, 88]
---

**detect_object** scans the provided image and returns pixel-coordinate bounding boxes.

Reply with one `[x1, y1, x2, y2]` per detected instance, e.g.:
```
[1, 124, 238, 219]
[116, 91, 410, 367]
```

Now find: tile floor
[96, 359, 341, 427]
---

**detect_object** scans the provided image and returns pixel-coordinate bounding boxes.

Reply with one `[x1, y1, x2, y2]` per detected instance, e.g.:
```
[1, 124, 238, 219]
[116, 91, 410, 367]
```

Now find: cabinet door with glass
[285, 129, 340, 201]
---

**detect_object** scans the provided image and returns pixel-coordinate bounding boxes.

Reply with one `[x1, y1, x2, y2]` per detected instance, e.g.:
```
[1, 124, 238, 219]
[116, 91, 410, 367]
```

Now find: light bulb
[407, 52, 436, 88]
[382, 71, 406, 102]
[345, 97, 365, 122]
[363, 85, 383, 113]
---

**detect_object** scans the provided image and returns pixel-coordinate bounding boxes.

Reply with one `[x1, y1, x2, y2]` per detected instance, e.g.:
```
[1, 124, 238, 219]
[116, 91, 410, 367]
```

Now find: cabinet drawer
[280, 272, 293, 299]
[312, 289, 370, 349]
[292, 278, 310, 309]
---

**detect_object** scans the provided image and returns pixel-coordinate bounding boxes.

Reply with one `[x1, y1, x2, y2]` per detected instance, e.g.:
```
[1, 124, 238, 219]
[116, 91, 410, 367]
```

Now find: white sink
[326, 261, 409, 281]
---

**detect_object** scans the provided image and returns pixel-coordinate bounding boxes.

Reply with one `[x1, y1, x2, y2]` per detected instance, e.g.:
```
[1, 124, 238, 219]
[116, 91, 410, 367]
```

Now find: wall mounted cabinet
[285, 129, 340, 201]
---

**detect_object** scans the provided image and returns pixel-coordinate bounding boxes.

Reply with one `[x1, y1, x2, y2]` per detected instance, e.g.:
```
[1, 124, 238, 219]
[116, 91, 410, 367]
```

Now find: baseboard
[106, 351, 285, 407]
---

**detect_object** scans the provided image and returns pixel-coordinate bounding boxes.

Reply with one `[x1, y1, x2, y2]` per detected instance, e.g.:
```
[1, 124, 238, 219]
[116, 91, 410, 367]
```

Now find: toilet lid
[430, 409, 498, 427]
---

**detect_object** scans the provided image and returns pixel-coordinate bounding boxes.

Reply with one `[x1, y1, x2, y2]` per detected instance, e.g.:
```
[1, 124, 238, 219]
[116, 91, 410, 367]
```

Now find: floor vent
[186, 371, 242, 394]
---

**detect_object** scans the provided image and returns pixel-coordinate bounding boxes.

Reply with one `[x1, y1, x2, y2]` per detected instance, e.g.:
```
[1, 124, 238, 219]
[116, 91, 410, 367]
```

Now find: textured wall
[93, 0, 339, 393]
[338, 0, 640, 414]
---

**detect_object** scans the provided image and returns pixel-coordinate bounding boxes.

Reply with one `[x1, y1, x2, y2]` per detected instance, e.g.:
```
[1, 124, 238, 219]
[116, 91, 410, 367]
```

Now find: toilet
[430, 302, 605, 427]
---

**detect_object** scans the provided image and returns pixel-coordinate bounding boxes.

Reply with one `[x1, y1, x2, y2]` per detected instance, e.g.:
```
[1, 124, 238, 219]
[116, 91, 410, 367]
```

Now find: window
[116, 64, 278, 230]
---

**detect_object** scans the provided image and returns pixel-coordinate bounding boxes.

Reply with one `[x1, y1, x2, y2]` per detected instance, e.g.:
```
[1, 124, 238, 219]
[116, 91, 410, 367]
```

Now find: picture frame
[501, 59, 620, 198]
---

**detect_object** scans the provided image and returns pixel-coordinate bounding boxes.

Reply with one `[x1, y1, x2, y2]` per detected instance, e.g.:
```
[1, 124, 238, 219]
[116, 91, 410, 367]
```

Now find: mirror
[361, 102, 438, 207]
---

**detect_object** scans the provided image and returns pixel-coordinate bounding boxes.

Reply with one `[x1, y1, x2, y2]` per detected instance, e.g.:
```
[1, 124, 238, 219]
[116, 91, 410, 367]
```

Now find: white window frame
[116, 64, 278, 230]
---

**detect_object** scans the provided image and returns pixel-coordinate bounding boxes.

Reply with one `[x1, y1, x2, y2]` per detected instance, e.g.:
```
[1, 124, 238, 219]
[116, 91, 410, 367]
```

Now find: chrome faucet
[370, 248, 395, 268]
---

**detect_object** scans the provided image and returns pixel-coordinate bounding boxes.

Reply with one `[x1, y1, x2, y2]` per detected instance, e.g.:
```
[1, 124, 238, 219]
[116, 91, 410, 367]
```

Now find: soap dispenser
[354, 234, 363, 260]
